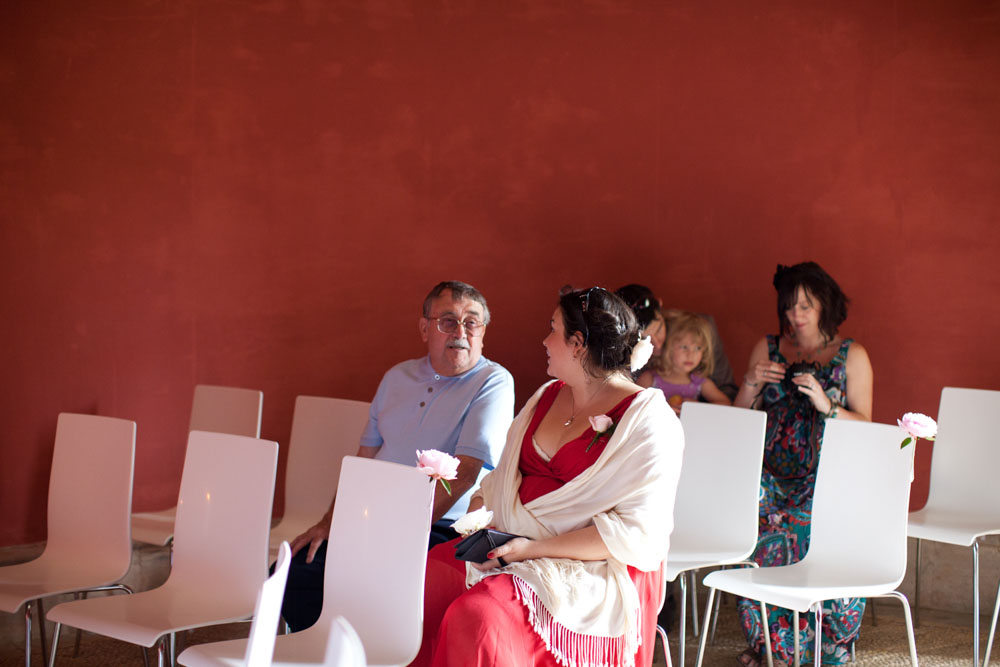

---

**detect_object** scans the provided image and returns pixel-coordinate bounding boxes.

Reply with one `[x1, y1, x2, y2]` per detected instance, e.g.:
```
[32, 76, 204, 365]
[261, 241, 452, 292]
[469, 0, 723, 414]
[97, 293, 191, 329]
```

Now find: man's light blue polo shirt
[359, 355, 514, 521]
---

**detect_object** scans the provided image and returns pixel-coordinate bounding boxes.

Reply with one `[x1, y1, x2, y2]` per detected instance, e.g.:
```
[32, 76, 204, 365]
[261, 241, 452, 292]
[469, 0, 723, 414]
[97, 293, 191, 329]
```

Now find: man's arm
[289, 444, 379, 562]
[431, 454, 484, 524]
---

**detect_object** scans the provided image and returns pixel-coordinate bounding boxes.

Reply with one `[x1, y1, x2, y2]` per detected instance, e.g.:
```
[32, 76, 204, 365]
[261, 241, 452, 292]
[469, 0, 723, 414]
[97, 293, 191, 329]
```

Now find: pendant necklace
[563, 380, 608, 428]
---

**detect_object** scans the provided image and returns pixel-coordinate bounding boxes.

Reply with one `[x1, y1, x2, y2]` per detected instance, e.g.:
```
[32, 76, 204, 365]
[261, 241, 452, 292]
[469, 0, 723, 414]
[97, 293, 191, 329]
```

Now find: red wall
[2, 1, 998, 546]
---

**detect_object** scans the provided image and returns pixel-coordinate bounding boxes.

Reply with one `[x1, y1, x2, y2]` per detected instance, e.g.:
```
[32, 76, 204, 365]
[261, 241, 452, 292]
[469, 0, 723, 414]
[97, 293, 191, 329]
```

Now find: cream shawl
[468, 382, 684, 667]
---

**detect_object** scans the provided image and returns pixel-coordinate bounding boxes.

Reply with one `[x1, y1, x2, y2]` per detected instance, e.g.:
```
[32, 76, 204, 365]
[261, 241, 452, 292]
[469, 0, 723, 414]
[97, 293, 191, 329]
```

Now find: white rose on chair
[898, 412, 938, 449]
[416, 449, 460, 495]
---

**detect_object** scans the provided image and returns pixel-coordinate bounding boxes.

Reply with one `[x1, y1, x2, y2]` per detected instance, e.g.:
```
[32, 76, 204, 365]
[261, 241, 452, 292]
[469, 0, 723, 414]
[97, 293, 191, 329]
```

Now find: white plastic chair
[177, 541, 296, 667]
[46, 430, 279, 667]
[694, 419, 918, 667]
[132, 384, 263, 546]
[666, 402, 767, 666]
[907, 387, 1000, 667]
[0, 413, 136, 667]
[267, 396, 370, 560]
[169, 456, 434, 667]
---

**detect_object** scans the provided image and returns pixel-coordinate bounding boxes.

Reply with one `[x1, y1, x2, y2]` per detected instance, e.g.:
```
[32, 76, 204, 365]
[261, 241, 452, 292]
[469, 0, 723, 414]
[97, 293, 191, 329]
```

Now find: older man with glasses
[281, 280, 515, 632]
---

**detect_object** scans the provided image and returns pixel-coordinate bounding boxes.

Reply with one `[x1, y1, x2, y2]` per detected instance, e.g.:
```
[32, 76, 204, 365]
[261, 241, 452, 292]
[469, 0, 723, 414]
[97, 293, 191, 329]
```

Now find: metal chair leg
[679, 574, 688, 666]
[975, 541, 981, 667]
[37, 598, 48, 666]
[690, 570, 701, 638]
[914, 537, 922, 628]
[985, 574, 1000, 667]
[813, 604, 823, 667]
[878, 590, 919, 667]
[657, 624, 674, 667]
[695, 587, 716, 667]
[25, 601, 32, 667]
[761, 601, 774, 667]
[794, 610, 800, 667]
[47, 622, 62, 667]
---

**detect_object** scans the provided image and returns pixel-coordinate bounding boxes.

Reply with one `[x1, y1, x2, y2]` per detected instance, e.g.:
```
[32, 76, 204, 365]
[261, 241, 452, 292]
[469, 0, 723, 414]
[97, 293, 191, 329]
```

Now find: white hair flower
[630, 335, 654, 372]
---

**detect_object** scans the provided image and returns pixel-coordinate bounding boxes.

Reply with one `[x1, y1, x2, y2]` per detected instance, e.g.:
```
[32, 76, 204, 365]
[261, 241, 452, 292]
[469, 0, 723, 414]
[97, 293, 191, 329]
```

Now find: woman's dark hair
[773, 262, 849, 339]
[614, 283, 660, 330]
[559, 286, 639, 377]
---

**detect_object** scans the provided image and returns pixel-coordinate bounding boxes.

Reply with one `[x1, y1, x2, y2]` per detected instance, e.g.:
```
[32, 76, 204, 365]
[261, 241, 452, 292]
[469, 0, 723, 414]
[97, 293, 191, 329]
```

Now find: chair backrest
[923, 387, 1000, 513]
[320, 456, 434, 666]
[283, 396, 371, 519]
[323, 616, 367, 667]
[806, 419, 915, 582]
[667, 403, 767, 575]
[46, 413, 136, 569]
[244, 541, 292, 667]
[189, 384, 263, 438]
[169, 431, 278, 603]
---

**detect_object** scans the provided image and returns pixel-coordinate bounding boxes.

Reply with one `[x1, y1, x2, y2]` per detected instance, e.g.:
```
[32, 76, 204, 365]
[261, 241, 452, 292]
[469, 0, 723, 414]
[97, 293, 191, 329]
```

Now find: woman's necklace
[790, 335, 830, 361]
[563, 380, 610, 427]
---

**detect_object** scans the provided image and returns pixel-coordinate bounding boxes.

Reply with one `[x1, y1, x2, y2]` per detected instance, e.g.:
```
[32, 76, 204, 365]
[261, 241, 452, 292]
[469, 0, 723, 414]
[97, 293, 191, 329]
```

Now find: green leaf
[440, 478, 452, 496]
[900, 436, 913, 449]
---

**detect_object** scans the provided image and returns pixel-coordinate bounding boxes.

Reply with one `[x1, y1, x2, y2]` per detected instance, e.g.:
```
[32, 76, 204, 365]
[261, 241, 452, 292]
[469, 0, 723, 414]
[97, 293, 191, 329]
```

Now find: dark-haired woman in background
[410, 287, 683, 667]
[733, 262, 873, 666]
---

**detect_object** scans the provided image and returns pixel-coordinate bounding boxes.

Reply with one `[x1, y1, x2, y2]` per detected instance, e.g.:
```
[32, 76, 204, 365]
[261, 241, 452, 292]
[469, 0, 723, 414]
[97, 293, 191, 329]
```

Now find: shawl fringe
[513, 575, 641, 667]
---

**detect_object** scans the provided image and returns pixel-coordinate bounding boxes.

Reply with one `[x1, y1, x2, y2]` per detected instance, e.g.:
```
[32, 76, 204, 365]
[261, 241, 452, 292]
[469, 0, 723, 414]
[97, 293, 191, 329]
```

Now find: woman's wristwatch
[824, 402, 839, 419]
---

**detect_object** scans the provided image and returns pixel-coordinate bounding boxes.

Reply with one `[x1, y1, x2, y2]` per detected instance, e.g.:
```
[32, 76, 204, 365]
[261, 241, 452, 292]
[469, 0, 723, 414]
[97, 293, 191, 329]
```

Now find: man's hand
[289, 519, 330, 563]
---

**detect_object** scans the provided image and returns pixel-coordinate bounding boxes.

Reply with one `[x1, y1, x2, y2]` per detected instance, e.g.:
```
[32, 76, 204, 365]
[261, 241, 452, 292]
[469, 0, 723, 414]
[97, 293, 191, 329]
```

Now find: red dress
[409, 382, 665, 667]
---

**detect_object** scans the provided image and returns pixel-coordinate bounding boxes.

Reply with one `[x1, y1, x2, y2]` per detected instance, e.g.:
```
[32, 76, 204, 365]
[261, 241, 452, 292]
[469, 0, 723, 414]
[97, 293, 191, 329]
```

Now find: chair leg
[695, 587, 716, 667]
[914, 537, 922, 628]
[690, 570, 701, 638]
[868, 596, 877, 626]
[878, 590, 918, 667]
[761, 601, 774, 667]
[794, 610, 800, 667]
[47, 622, 62, 667]
[679, 574, 688, 667]
[24, 601, 32, 667]
[984, 575, 1000, 667]
[157, 637, 167, 667]
[657, 624, 674, 667]
[813, 604, 823, 667]
[975, 541, 981, 667]
[37, 598, 49, 666]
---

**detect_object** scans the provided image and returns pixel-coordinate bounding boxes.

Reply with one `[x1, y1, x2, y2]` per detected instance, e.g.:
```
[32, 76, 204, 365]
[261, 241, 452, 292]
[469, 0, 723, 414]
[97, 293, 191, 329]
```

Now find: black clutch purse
[453, 528, 520, 563]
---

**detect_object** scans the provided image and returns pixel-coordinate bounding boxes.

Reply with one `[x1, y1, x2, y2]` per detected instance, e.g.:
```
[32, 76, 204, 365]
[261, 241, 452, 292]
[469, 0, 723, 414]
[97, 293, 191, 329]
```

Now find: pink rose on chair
[898, 412, 938, 449]
[416, 449, 460, 495]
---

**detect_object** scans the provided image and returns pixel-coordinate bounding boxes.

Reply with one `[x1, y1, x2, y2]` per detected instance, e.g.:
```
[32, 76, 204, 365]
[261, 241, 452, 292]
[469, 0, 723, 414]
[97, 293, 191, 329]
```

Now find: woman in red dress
[410, 286, 684, 667]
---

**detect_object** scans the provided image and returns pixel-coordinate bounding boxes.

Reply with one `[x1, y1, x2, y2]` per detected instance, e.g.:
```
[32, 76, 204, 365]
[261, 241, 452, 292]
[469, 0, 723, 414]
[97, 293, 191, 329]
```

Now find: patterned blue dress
[737, 335, 865, 665]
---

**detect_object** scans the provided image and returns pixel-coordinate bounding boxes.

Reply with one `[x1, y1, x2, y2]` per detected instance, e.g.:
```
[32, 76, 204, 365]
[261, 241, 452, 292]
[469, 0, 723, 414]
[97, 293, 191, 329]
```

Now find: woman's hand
[746, 360, 786, 387]
[470, 536, 534, 571]
[791, 374, 833, 414]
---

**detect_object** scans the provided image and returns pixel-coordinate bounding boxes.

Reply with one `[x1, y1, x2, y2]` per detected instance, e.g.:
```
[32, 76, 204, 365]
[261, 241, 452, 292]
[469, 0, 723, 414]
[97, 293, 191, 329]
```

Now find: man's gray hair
[422, 281, 491, 324]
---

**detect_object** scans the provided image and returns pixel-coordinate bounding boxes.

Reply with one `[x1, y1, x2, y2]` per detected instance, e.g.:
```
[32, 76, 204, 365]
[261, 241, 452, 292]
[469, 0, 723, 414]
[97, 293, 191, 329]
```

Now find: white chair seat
[907, 507, 1000, 546]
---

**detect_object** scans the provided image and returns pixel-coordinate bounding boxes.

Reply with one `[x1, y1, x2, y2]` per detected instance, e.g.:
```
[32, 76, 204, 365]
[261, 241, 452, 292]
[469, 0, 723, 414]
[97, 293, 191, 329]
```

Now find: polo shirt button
[434, 374, 441, 380]
[419, 401, 426, 407]
[427, 387, 433, 393]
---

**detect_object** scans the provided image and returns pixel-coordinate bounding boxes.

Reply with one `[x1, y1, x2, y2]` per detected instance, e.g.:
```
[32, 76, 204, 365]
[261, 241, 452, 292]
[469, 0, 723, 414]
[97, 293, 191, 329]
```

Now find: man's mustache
[447, 340, 471, 350]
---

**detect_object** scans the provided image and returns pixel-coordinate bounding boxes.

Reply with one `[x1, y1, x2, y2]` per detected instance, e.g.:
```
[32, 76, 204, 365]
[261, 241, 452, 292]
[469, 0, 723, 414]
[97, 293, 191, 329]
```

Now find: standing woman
[733, 262, 873, 667]
[411, 286, 683, 667]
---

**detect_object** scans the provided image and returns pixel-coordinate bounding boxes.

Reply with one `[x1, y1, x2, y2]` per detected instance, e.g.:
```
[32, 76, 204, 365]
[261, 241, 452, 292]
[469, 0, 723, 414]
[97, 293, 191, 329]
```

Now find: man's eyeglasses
[427, 316, 486, 337]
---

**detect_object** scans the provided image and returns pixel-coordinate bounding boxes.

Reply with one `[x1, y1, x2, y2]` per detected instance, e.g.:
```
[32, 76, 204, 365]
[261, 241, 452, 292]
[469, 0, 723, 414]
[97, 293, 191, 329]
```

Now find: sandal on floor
[736, 649, 762, 667]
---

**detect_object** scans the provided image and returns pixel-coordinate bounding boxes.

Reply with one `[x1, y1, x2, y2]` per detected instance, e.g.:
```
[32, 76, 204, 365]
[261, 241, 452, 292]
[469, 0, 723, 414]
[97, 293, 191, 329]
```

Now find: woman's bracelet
[744, 375, 760, 388]
[824, 403, 839, 419]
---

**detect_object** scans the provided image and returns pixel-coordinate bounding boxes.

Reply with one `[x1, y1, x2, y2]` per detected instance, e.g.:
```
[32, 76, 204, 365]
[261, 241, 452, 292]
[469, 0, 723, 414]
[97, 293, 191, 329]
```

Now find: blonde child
[639, 311, 732, 414]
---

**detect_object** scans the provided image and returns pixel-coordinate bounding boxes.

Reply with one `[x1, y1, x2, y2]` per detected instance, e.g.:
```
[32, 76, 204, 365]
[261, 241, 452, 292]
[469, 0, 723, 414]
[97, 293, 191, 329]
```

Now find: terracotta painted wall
[2, 1, 998, 547]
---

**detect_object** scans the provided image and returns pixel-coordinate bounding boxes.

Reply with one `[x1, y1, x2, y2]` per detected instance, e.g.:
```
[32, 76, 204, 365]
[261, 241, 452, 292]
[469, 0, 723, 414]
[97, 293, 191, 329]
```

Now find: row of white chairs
[0, 412, 431, 667]
[665, 387, 1000, 667]
[4, 386, 999, 666]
